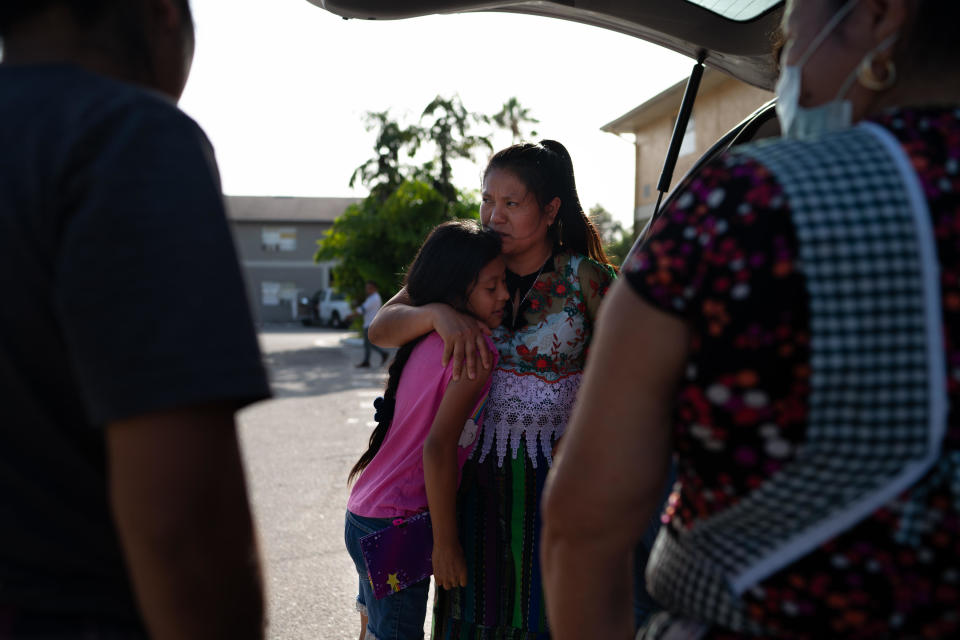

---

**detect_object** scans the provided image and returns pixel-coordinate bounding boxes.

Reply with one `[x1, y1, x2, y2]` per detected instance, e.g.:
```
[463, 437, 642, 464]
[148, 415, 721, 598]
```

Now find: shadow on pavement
[262, 343, 390, 399]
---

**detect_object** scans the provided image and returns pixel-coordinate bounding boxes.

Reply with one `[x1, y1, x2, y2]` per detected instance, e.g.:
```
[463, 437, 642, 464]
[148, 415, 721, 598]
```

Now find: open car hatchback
[306, 0, 785, 247]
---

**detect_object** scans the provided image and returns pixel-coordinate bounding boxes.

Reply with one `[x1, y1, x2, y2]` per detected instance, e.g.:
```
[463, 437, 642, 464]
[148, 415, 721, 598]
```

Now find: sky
[179, 0, 695, 229]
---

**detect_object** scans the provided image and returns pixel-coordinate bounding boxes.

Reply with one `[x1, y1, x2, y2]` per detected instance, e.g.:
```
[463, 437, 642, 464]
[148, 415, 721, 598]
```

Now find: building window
[261, 281, 298, 306]
[678, 116, 696, 157]
[261, 227, 297, 252]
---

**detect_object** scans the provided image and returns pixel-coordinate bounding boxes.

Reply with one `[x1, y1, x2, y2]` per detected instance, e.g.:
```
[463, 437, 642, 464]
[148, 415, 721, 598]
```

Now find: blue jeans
[344, 510, 429, 640]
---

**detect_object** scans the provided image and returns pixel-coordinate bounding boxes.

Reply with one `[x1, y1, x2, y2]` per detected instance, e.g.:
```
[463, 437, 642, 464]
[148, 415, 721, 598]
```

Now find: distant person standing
[356, 281, 389, 368]
[0, 1, 269, 638]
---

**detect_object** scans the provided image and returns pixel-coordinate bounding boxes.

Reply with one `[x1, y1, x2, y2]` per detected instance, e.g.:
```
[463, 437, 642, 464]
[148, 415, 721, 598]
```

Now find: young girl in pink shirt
[345, 221, 508, 640]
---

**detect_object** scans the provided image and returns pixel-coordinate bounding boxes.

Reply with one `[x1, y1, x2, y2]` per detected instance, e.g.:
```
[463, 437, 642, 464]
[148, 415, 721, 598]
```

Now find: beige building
[603, 69, 773, 231]
[226, 195, 359, 324]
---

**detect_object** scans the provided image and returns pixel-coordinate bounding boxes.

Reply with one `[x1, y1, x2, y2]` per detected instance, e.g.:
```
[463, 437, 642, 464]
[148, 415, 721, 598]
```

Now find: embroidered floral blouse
[624, 107, 960, 638]
[477, 250, 615, 468]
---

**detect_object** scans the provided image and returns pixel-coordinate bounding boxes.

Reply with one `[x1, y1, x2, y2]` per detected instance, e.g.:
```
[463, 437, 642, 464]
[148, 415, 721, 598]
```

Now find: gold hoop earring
[857, 56, 896, 91]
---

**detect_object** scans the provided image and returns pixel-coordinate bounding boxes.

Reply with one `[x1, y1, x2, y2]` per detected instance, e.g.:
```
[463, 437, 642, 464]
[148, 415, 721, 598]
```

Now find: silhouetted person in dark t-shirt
[0, 1, 270, 637]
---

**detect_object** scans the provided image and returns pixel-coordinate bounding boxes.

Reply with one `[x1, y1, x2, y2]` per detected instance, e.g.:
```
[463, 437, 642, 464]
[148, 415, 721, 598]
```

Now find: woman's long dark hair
[484, 139, 612, 266]
[348, 221, 501, 484]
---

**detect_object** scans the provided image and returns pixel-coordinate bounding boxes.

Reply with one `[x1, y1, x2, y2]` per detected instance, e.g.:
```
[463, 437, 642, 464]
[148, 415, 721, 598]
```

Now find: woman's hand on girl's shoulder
[427, 303, 493, 381]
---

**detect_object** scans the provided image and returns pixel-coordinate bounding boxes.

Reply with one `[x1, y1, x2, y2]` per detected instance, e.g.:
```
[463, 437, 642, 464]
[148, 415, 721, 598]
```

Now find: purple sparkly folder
[359, 511, 433, 599]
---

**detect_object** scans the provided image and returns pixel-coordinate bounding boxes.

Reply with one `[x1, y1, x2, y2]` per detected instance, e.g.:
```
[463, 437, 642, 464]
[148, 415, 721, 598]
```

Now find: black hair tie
[373, 396, 396, 424]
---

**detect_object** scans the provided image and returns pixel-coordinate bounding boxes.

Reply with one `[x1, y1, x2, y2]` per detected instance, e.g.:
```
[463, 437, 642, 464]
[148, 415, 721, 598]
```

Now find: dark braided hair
[484, 140, 612, 266]
[348, 220, 502, 484]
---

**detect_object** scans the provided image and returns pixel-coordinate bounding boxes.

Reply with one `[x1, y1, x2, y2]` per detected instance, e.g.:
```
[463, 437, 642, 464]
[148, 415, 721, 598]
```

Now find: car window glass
[332, 292, 345, 301]
[684, 0, 780, 21]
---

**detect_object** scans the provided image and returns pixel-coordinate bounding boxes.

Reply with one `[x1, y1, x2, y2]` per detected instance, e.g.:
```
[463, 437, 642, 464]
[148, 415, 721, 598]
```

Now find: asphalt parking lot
[239, 326, 393, 639]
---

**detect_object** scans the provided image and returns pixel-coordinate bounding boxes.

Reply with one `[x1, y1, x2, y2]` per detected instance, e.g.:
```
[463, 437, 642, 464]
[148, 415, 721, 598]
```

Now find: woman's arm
[541, 280, 689, 639]
[423, 363, 491, 590]
[369, 287, 493, 381]
[367, 288, 431, 347]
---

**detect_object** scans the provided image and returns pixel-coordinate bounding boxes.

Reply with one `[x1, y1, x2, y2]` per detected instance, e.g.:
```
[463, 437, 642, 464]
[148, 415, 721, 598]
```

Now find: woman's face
[781, 0, 873, 108]
[480, 168, 558, 259]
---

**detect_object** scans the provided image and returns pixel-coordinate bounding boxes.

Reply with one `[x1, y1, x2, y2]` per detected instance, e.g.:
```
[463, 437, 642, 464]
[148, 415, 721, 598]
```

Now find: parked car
[296, 288, 353, 327]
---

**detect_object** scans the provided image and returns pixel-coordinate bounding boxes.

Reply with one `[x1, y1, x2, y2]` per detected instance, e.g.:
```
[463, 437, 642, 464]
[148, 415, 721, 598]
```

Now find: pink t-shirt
[347, 331, 498, 519]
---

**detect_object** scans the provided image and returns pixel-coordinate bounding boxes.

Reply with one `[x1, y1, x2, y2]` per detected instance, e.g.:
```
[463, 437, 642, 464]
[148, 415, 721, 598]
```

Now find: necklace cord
[511, 256, 550, 325]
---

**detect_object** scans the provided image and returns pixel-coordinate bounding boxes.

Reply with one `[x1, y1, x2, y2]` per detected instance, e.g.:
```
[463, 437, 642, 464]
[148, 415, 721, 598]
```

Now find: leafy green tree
[315, 180, 479, 302]
[589, 204, 624, 245]
[321, 96, 543, 300]
[349, 110, 423, 202]
[589, 204, 636, 267]
[492, 97, 539, 143]
[420, 95, 491, 208]
[605, 233, 637, 268]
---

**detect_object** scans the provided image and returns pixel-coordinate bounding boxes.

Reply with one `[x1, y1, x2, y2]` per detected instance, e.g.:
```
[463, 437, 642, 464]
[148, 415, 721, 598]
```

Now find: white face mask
[775, 63, 853, 140]
[775, 0, 895, 140]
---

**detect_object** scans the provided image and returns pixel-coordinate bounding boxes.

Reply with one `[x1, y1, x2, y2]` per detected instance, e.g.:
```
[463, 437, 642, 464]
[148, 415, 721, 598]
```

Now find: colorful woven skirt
[432, 440, 552, 639]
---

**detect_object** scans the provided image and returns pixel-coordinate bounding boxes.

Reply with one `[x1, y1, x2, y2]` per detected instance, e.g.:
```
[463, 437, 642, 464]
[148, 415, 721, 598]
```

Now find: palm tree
[492, 97, 539, 143]
[421, 95, 492, 210]
[349, 110, 423, 202]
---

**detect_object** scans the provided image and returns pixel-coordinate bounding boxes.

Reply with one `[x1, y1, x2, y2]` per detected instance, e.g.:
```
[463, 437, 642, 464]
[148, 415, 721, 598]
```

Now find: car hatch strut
[638, 49, 707, 244]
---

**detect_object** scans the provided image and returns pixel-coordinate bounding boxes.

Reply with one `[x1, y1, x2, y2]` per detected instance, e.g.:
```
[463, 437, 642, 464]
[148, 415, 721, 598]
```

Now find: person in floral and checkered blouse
[542, 1, 960, 638]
